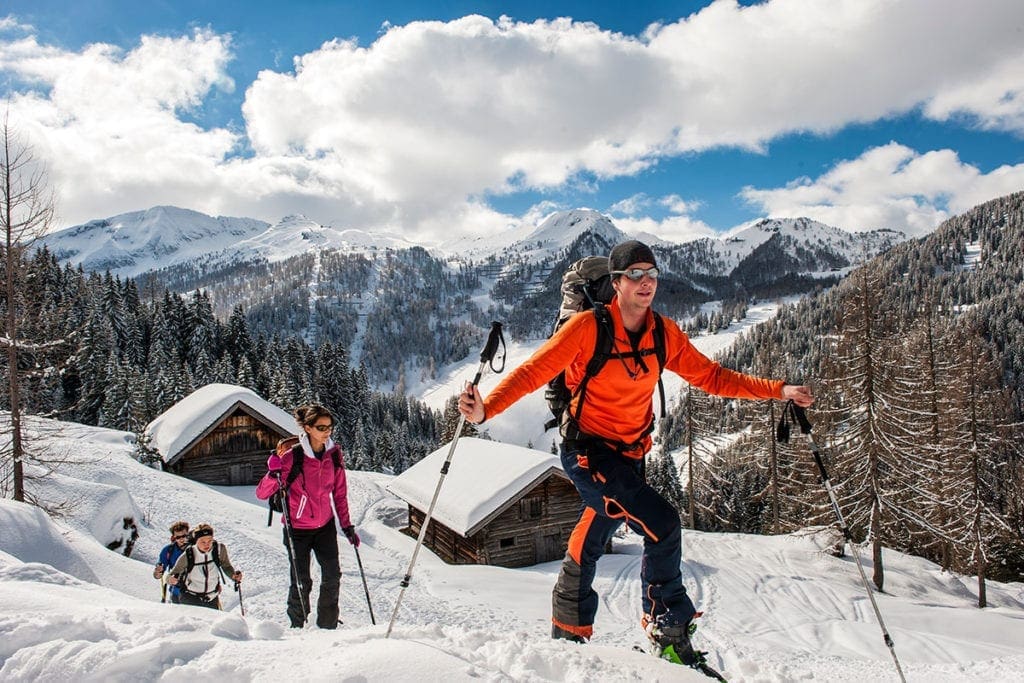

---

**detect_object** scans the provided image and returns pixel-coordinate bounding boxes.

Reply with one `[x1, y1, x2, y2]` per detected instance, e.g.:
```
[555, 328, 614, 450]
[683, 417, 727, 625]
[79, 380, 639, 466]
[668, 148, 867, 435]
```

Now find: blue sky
[2, 0, 1023, 243]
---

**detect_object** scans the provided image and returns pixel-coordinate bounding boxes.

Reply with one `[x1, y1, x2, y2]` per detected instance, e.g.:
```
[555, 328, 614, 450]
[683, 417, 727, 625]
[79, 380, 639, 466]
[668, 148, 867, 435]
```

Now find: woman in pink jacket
[256, 404, 359, 628]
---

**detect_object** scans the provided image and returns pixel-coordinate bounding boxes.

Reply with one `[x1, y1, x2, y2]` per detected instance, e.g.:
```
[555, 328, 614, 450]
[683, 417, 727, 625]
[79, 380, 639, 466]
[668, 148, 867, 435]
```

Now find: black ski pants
[284, 518, 341, 628]
[552, 440, 696, 637]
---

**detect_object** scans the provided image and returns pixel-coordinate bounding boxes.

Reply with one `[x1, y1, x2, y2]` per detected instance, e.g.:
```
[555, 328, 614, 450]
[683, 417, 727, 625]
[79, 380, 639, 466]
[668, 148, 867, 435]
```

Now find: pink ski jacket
[255, 437, 352, 531]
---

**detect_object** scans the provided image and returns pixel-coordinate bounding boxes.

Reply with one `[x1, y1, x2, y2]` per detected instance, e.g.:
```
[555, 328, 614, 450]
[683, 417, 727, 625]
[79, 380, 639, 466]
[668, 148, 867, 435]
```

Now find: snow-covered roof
[145, 383, 296, 465]
[386, 437, 568, 537]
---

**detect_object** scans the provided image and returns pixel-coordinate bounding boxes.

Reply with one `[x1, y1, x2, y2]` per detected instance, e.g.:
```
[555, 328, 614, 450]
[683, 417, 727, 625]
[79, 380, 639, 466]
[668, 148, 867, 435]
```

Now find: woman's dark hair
[294, 404, 334, 428]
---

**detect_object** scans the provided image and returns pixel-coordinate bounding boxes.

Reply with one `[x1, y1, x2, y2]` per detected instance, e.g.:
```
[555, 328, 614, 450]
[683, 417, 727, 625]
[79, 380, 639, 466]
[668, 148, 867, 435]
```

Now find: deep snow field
[3, 301, 1024, 681]
[2, 412, 1024, 682]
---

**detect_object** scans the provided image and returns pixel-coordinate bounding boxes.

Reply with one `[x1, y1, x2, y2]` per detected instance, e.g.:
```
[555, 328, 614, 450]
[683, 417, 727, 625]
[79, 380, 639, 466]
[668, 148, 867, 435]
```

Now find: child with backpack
[153, 520, 190, 604]
[255, 404, 360, 629]
[166, 523, 243, 610]
[459, 240, 814, 666]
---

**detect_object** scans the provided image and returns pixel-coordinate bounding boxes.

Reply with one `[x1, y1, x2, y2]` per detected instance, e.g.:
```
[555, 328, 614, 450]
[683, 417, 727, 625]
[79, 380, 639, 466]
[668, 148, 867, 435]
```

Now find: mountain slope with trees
[667, 191, 1024, 591]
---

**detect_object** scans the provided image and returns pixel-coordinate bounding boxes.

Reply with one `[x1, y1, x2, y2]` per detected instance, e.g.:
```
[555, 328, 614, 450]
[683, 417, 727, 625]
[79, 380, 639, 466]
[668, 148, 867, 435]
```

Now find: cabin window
[499, 537, 516, 548]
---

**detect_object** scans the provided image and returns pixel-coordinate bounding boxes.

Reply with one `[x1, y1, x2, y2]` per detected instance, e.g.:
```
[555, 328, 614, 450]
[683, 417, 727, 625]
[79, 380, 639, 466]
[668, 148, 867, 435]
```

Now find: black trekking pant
[179, 590, 221, 610]
[285, 518, 341, 628]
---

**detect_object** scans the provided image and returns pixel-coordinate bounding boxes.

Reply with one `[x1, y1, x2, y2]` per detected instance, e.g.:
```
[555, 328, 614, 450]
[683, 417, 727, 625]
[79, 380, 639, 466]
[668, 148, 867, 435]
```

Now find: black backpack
[266, 437, 342, 524]
[543, 256, 666, 433]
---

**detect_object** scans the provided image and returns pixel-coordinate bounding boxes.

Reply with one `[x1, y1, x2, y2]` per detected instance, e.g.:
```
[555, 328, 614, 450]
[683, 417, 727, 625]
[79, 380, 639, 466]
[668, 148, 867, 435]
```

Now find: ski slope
[1, 418, 1023, 682]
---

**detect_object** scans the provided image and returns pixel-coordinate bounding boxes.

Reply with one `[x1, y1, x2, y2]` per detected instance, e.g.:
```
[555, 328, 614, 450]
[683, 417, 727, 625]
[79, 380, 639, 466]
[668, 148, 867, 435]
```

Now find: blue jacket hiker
[153, 521, 190, 603]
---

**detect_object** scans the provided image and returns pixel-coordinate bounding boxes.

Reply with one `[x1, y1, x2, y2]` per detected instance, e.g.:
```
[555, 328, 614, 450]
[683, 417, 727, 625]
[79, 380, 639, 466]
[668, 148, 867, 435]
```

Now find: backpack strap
[570, 304, 615, 423]
[285, 444, 304, 488]
[653, 312, 666, 418]
[212, 541, 226, 582]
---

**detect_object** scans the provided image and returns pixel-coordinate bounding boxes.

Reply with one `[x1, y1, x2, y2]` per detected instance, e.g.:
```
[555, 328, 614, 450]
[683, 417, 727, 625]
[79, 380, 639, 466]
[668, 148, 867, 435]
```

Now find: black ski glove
[342, 525, 360, 547]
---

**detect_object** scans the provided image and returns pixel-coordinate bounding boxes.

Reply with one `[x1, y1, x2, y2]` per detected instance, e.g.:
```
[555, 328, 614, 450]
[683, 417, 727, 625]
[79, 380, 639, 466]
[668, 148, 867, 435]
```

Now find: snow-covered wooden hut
[145, 383, 296, 485]
[386, 438, 581, 568]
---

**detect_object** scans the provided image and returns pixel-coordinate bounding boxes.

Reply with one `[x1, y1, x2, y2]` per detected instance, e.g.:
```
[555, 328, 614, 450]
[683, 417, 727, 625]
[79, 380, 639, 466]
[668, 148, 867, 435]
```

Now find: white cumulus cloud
[739, 143, 1024, 235]
[2, 0, 1023, 240]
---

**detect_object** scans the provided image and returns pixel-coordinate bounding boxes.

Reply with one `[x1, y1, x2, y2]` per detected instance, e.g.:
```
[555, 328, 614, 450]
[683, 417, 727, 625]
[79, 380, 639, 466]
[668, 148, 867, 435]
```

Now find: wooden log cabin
[145, 383, 296, 485]
[387, 438, 584, 568]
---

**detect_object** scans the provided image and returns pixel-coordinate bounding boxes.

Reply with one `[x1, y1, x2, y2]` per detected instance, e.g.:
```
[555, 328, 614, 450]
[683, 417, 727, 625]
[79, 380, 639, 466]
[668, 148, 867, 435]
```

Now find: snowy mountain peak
[694, 216, 906, 275]
[725, 216, 832, 244]
[523, 209, 622, 247]
[41, 207, 271, 276]
[41, 207, 425, 277]
[231, 216, 420, 259]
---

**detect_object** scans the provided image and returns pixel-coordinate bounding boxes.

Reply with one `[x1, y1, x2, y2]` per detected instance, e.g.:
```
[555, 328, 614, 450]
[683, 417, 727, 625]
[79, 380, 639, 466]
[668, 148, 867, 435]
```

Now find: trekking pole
[234, 580, 246, 617]
[159, 566, 168, 603]
[353, 545, 376, 624]
[386, 321, 505, 638]
[779, 401, 907, 683]
[275, 471, 310, 625]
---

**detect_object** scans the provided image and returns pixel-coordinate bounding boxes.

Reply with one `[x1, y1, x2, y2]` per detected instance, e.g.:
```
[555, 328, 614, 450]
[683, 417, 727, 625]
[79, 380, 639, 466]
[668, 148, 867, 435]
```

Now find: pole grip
[479, 321, 504, 364]
[792, 403, 813, 435]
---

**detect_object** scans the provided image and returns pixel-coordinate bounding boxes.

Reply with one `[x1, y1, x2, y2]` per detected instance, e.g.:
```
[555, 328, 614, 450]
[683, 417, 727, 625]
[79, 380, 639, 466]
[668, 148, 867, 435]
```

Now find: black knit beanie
[608, 240, 657, 275]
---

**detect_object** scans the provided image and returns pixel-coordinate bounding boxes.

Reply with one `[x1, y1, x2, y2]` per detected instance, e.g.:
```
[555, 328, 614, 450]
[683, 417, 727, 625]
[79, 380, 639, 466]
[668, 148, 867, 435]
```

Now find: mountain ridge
[42, 205, 905, 281]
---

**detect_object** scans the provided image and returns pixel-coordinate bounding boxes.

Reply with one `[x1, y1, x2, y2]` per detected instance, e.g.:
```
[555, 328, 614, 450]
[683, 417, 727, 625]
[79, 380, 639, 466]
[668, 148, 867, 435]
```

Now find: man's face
[172, 529, 190, 548]
[612, 261, 658, 311]
[195, 535, 214, 553]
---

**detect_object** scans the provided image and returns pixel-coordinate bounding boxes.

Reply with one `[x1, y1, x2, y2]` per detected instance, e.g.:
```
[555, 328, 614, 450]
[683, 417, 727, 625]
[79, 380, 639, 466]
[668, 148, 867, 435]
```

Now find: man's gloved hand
[342, 525, 360, 547]
[267, 453, 283, 474]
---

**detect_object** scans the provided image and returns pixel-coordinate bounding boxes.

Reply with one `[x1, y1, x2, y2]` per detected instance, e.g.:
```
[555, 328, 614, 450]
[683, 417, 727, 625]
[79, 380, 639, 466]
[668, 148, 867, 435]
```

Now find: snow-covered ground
[3, 299, 1022, 681]
[2, 415, 1024, 682]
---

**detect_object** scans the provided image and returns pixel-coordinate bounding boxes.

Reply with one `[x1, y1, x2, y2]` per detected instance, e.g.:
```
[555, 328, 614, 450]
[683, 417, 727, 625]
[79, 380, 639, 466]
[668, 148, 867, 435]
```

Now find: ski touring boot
[644, 613, 727, 682]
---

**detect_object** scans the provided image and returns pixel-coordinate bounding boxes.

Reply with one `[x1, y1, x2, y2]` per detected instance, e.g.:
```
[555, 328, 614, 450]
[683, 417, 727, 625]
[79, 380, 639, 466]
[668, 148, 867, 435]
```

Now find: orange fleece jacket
[482, 298, 784, 456]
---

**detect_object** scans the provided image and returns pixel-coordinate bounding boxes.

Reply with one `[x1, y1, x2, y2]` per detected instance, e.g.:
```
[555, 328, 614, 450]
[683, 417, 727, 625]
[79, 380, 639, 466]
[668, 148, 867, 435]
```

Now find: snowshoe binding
[644, 614, 727, 682]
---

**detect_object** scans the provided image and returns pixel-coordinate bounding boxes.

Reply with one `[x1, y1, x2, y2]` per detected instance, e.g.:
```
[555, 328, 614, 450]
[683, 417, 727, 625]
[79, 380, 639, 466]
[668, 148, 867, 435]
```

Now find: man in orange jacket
[459, 240, 814, 662]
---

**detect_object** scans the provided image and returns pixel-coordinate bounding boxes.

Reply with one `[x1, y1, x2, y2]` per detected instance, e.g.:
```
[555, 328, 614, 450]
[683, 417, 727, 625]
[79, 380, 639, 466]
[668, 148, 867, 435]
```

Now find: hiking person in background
[458, 240, 814, 664]
[255, 404, 359, 629]
[153, 520, 190, 604]
[166, 523, 242, 610]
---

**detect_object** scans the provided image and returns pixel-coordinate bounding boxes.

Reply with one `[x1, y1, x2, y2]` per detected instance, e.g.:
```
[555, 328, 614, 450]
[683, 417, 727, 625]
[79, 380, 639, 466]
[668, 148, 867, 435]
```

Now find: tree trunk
[976, 540, 987, 608]
[871, 497, 885, 591]
[4, 140, 23, 501]
[769, 401, 780, 535]
[6, 336, 24, 502]
[1, 117, 54, 501]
